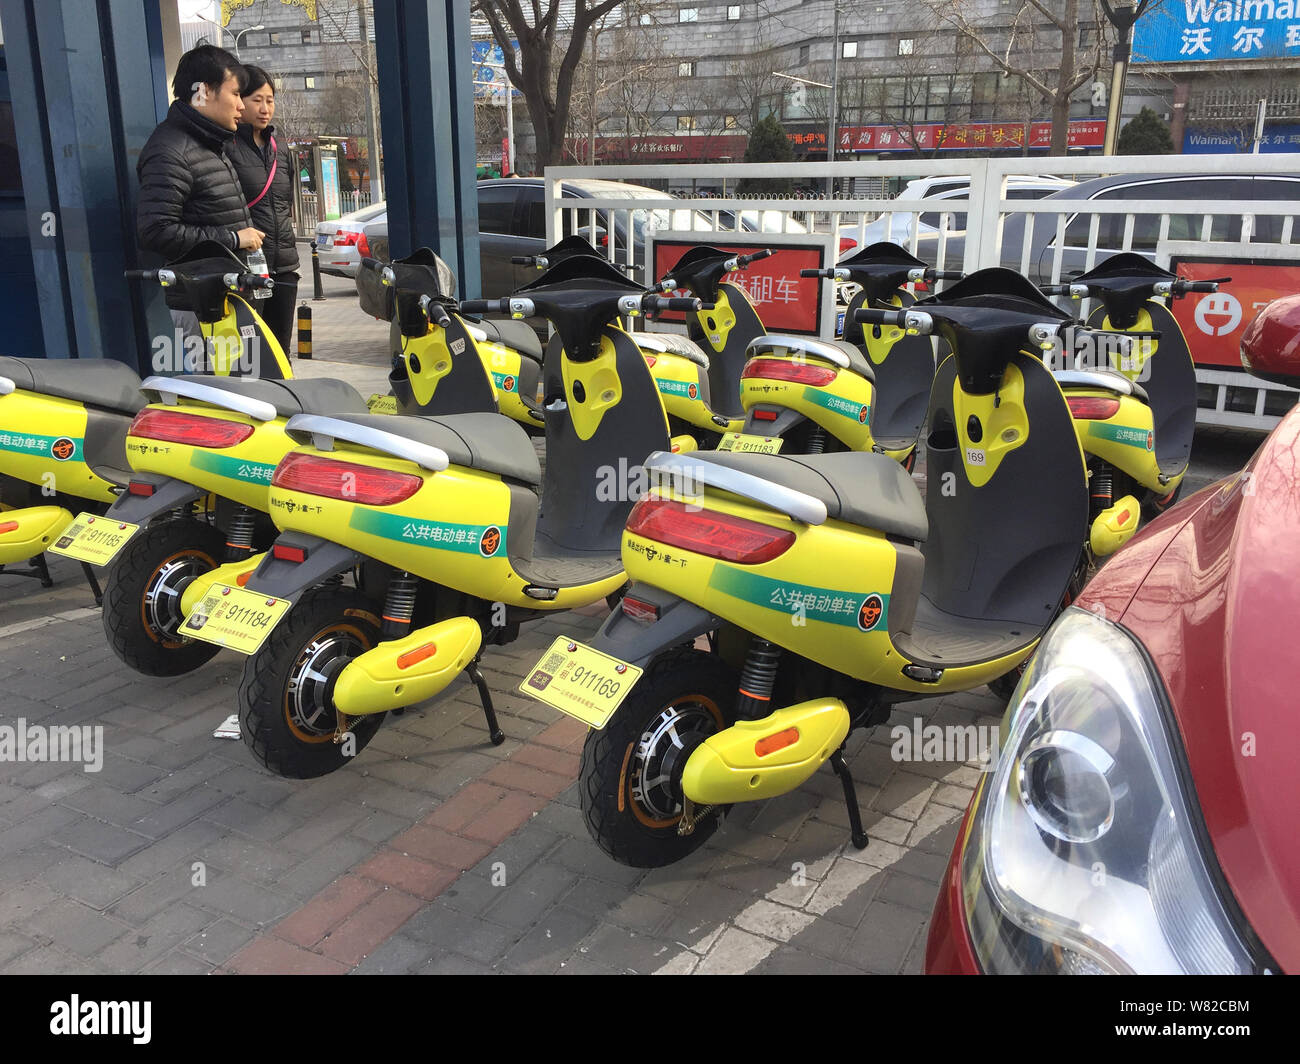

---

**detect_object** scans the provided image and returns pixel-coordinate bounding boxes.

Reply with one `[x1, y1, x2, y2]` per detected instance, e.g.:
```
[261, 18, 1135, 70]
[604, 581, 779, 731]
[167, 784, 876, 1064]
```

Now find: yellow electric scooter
[1041, 253, 1226, 556]
[519, 268, 1093, 868]
[0, 241, 290, 603]
[176, 256, 703, 778]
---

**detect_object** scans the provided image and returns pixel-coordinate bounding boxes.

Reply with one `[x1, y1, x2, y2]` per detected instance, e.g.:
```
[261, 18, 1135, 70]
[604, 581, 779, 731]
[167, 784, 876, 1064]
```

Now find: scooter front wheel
[238, 585, 386, 779]
[580, 648, 735, 868]
[102, 517, 226, 676]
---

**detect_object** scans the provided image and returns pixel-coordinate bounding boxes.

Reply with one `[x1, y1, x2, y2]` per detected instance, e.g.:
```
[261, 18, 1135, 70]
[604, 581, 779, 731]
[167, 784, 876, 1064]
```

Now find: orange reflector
[755, 726, 800, 758]
[1116, 509, 1131, 524]
[396, 642, 438, 670]
[0, 520, 18, 534]
[236, 571, 252, 587]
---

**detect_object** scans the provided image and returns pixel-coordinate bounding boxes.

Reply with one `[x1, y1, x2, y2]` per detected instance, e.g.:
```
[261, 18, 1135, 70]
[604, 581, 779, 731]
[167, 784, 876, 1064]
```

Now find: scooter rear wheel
[102, 517, 226, 676]
[238, 585, 386, 779]
[580, 648, 735, 868]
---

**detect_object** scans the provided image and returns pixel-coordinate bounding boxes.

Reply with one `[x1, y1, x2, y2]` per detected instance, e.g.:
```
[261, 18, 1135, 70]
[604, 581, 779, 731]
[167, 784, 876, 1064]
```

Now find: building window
[724, 114, 738, 128]
[843, 41, 858, 58]
[898, 38, 914, 56]
[677, 115, 697, 131]
[640, 12, 653, 24]
[273, 77, 283, 91]
[800, 44, 810, 64]
[301, 29, 312, 44]
[1079, 25, 1096, 49]
[679, 7, 698, 22]
[305, 76, 317, 90]
[335, 72, 348, 85]
[679, 61, 696, 77]
[269, 31, 283, 45]
[727, 4, 741, 17]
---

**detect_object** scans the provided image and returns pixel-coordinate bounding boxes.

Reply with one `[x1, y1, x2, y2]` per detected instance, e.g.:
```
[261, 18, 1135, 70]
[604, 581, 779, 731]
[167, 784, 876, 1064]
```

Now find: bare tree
[474, 0, 628, 169]
[927, 0, 1111, 154]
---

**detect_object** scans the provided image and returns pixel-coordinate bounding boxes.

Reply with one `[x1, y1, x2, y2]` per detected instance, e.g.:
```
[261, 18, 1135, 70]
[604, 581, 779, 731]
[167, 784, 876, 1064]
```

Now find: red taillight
[743, 357, 838, 387]
[357, 232, 371, 258]
[129, 408, 254, 448]
[128, 481, 156, 497]
[272, 543, 308, 563]
[626, 497, 795, 564]
[272, 451, 423, 505]
[752, 408, 779, 422]
[332, 230, 361, 246]
[838, 236, 857, 254]
[643, 354, 658, 368]
[1066, 396, 1122, 420]
[620, 595, 660, 624]
[0, 520, 17, 534]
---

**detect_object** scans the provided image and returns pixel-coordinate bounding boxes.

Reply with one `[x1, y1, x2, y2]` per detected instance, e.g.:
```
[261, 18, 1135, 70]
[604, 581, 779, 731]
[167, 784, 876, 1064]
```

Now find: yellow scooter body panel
[738, 358, 877, 451]
[477, 338, 537, 426]
[205, 293, 294, 379]
[125, 403, 295, 512]
[0, 505, 73, 564]
[0, 391, 117, 503]
[268, 446, 622, 611]
[681, 698, 851, 805]
[693, 285, 740, 354]
[624, 486, 1040, 696]
[1089, 493, 1142, 557]
[332, 615, 483, 716]
[860, 292, 908, 365]
[1069, 390, 1171, 494]
[180, 552, 266, 616]
[951, 364, 1031, 488]
[646, 351, 722, 432]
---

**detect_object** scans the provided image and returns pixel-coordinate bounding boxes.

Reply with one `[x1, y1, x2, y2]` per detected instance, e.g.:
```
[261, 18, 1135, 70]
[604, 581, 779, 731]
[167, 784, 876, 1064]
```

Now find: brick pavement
[0, 546, 999, 974]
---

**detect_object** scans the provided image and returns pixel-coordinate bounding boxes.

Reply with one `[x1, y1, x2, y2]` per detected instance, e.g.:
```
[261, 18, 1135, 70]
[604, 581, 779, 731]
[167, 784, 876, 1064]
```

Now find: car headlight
[961, 607, 1257, 974]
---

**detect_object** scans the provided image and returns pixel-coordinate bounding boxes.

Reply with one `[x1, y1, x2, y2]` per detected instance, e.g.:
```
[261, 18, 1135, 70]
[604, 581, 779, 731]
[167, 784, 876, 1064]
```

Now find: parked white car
[314, 202, 387, 278]
[859, 176, 1075, 245]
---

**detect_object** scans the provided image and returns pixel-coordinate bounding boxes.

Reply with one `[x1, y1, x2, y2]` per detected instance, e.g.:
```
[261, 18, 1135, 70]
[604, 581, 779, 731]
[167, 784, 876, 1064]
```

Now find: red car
[926, 295, 1300, 975]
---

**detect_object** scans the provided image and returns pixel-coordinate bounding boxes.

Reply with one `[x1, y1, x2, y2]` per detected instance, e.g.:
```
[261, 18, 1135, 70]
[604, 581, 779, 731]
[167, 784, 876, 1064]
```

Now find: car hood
[1100, 407, 1300, 971]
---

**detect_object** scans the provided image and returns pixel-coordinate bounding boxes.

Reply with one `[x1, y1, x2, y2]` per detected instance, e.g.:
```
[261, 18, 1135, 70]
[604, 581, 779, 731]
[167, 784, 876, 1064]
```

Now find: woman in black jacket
[227, 66, 301, 354]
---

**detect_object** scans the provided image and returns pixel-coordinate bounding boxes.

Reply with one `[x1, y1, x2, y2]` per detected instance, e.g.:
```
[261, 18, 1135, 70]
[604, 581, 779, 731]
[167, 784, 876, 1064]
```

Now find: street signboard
[1132, 1, 1300, 63]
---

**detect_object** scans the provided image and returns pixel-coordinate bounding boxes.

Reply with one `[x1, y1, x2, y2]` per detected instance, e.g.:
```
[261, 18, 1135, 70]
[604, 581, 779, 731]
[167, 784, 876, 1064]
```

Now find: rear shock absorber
[225, 504, 257, 560]
[805, 425, 827, 454]
[1090, 465, 1114, 519]
[381, 572, 418, 639]
[735, 637, 781, 720]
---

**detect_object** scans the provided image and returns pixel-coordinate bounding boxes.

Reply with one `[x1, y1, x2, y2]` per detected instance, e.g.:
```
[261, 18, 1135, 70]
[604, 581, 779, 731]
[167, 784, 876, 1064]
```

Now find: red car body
[926, 303, 1300, 974]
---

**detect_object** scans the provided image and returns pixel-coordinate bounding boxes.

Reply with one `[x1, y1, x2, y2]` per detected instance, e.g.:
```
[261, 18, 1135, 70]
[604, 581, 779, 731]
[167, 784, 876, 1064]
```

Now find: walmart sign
[1132, 0, 1300, 62]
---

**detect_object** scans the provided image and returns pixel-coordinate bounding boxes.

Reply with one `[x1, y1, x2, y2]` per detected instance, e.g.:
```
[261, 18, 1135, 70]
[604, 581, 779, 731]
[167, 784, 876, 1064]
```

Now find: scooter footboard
[243, 532, 363, 603]
[591, 582, 722, 668]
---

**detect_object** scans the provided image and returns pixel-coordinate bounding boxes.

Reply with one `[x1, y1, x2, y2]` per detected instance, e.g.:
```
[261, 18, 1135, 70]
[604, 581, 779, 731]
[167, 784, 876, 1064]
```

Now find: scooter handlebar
[458, 298, 510, 316]
[928, 269, 965, 280]
[1175, 278, 1228, 294]
[123, 269, 158, 281]
[643, 294, 704, 313]
[737, 248, 775, 267]
[800, 268, 835, 278]
[359, 257, 384, 271]
[237, 273, 274, 291]
[510, 255, 539, 266]
[419, 295, 452, 328]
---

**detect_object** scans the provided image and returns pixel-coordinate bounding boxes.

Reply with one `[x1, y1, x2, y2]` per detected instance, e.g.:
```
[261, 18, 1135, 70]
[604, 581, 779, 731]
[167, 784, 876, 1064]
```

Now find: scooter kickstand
[34, 552, 53, 589]
[81, 563, 103, 607]
[830, 746, 870, 850]
[466, 660, 506, 746]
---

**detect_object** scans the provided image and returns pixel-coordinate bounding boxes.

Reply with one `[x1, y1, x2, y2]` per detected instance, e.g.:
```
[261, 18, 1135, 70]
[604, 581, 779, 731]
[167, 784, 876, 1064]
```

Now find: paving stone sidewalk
[0, 548, 996, 975]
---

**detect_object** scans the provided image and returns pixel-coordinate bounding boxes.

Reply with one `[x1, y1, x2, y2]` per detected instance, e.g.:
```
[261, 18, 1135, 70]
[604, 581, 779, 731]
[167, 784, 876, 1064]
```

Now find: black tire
[102, 517, 226, 676]
[580, 648, 736, 868]
[238, 585, 386, 779]
[1142, 481, 1183, 523]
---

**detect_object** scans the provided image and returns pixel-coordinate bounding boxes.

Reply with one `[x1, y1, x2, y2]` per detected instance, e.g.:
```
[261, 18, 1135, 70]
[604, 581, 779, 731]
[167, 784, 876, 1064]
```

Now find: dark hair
[171, 44, 244, 103]
[242, 65, 275, 97]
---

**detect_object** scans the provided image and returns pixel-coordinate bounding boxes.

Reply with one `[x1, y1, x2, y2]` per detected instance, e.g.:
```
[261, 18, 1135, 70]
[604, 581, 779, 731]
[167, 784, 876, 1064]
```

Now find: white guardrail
[543, 154, 1300, 431]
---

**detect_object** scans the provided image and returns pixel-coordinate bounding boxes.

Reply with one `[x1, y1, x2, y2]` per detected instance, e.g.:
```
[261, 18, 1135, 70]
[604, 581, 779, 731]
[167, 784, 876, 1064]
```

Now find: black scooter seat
[698, 449, 927, 542]
[0, 356, 144, 415]
[321, 411, 542, 486]
[477, 318, 542, 362]
[160, 376, 370, 420]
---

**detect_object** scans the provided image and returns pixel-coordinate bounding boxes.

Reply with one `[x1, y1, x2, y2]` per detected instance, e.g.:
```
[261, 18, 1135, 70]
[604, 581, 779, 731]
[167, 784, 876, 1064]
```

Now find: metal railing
[294, 190, 377, 237]
[544, 154, 1300, 430]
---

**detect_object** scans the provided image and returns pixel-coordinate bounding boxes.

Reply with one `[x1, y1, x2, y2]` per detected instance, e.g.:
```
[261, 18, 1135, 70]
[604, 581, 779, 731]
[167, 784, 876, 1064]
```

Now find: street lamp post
[1100, 0, 1151, 156]
[233, 25, 264, 60]
[827, 0, 839, 197]
[477, 61, 515, 175]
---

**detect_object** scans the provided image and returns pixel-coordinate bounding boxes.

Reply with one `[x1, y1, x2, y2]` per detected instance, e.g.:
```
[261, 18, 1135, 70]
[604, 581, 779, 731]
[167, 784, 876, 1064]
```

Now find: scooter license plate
[717, 432, 784, 455]
[520, 637, 643, 729]
[47, 513, 140, 566]
[179, 583, 292, 656]
[367, 393, 398, 414]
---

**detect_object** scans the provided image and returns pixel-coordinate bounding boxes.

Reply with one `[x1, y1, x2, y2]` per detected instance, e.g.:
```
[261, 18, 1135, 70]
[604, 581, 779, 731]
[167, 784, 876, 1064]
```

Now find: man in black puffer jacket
[136, 45, 264, 262]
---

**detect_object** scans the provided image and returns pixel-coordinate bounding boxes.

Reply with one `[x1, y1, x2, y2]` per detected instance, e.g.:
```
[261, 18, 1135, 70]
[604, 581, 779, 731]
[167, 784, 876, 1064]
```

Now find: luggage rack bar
[0, 376, 14, 396]
[1054, 369, 1138, 396]
[284, 413, 450, 473]
[634, 331, 711, 367]
[643, 450, 827, 525]
[140, 375, 279, 423]
[745, 333, 852, 369]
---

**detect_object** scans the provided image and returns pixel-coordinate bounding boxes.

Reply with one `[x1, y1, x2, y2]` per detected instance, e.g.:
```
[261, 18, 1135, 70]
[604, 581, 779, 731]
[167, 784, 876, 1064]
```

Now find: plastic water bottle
[248, 247, 271, 300]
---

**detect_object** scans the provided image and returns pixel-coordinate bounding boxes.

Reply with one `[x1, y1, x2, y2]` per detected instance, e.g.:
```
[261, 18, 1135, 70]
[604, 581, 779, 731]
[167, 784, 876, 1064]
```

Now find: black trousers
[259, 271, 300, 357]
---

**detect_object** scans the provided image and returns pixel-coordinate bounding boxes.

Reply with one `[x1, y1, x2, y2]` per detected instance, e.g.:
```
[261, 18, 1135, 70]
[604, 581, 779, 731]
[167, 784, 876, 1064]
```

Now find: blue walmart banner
[1132, 0, 1300, 62]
